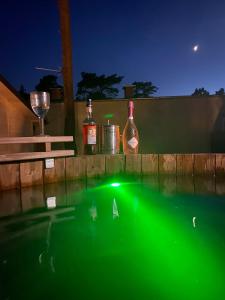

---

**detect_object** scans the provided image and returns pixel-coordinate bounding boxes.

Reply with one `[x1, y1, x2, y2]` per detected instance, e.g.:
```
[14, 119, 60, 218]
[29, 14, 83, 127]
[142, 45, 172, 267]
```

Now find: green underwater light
[111, 182, 121, 187]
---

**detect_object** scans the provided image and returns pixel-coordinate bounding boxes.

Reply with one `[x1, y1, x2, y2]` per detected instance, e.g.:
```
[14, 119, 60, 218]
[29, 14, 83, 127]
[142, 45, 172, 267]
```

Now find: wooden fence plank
[177, 154, 194, 175]
[44, 158, 65, 184]
[194, 154, 215, 176]
[20, 161, 43, 187]
[159, 154, 176, 175]
[65, 156, 86, 180]
[0, 163, 20, 190]
[142, 154, 158, 175]
[86, 155, 105, 178]
[125, 154, 142, 174]
[105, 155, 125, 175]
[215, 154, 225, 176]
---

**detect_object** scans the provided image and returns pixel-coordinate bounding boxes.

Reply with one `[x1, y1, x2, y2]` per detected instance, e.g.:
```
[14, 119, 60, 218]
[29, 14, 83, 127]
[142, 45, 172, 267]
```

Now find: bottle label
[128, 137, 138, 149]
[83, 125, 96, 144]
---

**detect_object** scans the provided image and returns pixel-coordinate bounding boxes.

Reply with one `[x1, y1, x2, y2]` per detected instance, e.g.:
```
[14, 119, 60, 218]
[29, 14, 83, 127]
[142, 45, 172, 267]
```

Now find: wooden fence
[1, 153, 225, 190]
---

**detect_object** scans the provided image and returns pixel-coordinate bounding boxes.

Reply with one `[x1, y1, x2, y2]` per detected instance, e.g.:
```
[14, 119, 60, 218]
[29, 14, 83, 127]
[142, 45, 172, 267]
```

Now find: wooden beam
[0, 150, 74, 162]
[0, 136, 73, 144]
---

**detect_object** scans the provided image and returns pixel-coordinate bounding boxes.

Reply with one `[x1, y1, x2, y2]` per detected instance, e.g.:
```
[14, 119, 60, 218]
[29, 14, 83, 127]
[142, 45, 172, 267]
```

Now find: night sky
[1, 0, 225, 97]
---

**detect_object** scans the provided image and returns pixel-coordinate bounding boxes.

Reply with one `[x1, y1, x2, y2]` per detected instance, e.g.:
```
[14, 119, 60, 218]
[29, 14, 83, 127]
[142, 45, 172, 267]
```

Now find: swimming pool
[1, 176, 225, 300]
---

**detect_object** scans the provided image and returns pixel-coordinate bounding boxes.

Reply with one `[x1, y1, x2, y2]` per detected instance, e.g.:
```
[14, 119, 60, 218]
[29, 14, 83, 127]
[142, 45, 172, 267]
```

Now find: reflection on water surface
[1, 176, 225, 300]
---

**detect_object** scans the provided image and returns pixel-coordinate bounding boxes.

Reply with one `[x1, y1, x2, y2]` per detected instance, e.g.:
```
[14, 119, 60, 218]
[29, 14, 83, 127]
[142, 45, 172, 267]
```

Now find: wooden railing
[0, 136, 74, 162]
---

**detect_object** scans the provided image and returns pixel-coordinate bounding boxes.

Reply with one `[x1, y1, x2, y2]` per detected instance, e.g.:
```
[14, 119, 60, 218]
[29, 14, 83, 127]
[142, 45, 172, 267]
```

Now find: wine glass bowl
[30, 91, 50, 136]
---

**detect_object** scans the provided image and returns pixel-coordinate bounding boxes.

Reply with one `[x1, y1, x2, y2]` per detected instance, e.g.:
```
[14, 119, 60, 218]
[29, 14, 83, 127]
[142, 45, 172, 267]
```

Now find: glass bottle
[122, 100, 139, 154]
[82, 99, 97, 155]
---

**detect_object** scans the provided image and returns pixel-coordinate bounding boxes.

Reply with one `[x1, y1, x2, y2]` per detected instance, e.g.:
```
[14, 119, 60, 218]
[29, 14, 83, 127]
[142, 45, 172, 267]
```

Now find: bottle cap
[86, 99, 92, 107]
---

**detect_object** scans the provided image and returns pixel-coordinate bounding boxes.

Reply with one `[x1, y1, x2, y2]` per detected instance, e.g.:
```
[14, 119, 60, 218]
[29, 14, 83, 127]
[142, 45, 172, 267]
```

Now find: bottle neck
[86, 106, 93, 119]
[128, 103, 134, 119]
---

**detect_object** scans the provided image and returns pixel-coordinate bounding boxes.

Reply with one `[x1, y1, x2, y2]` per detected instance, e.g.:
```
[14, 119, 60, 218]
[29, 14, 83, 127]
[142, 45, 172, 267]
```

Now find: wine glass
[30, 91, 50, 136]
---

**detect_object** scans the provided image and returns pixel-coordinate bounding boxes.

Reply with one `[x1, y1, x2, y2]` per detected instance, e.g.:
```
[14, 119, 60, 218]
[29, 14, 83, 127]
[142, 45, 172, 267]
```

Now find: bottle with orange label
[83, 99, 97, 155]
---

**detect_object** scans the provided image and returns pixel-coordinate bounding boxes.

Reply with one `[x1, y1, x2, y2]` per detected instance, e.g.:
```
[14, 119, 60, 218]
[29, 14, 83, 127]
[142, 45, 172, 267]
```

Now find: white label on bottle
[87, 127, 96, 144]
[128, 137, 138, 149]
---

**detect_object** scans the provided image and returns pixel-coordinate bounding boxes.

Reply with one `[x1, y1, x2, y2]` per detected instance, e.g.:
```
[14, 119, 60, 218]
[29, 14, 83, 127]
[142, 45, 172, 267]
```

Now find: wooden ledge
[0, 136, 73, 144]
[0, 150, 74, 162]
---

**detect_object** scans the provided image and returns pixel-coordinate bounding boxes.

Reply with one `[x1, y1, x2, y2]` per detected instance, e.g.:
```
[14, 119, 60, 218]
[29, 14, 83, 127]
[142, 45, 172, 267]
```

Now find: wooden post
[44, 158, 66, 184]
[105, 154, 125, 175]
[20, 161, 43, 187]
[177, 154, 194, 176]
[142, 154, 158, 175]
[194, 154, 215, 176]
[65, 156, 86, 180]
[58, 0, 76, 152]
[159, 154, 176, 175]
[125, 155, 142, 174]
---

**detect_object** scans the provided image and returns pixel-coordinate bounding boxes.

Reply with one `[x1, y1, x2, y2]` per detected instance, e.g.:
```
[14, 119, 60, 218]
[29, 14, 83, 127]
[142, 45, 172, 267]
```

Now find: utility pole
[57, 0, 76, 151]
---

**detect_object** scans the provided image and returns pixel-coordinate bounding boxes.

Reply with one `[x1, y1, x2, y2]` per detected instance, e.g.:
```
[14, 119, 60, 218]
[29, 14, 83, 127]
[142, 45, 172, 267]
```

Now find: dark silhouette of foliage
[192, 88, 210, 96]
[18, 84, 29, 107]
[76, 72, 123, 100]
[215, 88, 225, 96]
[132, 81, 158, 97]
[35, 75, 62, 92]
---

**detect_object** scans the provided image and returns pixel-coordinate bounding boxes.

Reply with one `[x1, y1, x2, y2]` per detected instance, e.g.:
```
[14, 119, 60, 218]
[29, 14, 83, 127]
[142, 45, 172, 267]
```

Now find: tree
[35, 75, 62, 92]
[215, 88, 225, 96]
[192, 88, 210, 96]
[76, 72, 123, 100]
[132, 81, 158, 97]
[18, 84, 29, 107]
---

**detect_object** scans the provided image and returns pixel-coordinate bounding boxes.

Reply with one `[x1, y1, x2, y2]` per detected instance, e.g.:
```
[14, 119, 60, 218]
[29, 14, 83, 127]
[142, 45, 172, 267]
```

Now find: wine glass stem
[39, 117, 45, 136]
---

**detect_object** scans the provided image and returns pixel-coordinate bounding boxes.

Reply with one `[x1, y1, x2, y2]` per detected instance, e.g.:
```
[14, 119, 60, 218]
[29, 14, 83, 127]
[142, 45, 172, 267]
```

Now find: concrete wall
[1, 74, 224, 155]
[47, 95, 225, 154]
[77, 96, 225, 154]
[0, 80, 36, 154]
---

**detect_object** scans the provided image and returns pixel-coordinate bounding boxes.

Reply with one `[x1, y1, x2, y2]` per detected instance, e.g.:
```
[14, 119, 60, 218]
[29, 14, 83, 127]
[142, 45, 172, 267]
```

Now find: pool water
[1, 177, 225, 300]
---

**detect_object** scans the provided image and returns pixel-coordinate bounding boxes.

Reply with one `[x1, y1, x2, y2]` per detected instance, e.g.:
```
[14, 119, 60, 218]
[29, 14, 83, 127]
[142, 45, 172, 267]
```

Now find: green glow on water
[1, 179, 225, 300]
[110, 182, 121, 187]
[93, 182, 225, 299]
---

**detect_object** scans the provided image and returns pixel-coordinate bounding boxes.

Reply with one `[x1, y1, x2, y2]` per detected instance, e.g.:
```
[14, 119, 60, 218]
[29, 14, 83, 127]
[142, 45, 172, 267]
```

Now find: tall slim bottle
[122, 100, 139, 154]
[83, 99, 97, 155]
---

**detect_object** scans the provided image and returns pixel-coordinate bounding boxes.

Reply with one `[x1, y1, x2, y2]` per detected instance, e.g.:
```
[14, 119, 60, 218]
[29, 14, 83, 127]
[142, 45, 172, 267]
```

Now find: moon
[193, 45, 199, 52]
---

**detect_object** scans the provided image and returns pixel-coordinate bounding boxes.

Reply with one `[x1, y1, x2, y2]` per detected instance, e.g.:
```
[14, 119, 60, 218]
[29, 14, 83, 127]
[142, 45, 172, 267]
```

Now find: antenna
[35, 67, 62, 73]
